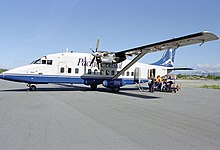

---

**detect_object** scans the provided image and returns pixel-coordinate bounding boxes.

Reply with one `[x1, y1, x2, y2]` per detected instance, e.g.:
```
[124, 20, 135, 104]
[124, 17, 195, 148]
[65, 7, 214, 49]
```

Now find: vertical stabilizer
[151, 49, 176, 67]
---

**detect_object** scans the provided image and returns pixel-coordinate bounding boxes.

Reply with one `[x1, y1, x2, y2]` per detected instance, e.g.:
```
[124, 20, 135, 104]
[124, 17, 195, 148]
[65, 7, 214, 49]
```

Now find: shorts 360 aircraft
[0, 31, 218, 92]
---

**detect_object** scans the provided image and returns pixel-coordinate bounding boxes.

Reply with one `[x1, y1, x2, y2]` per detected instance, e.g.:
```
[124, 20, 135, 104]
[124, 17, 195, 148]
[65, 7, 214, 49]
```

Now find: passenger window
[94, 69, 98, 75]
[47, 60, 53, 65]
[100, 70, 104, 75]
[68, 68, 72, 73]
[126, 71, 130, 76]
[88, 69, 91, 74]
[75, 68, 79, 74]
[106, 70, 110, 75]
[60, 67, 65, 73]
[131, 72, 134, 76]
[111, 70, 115, 75]
[42, 60, 46, 64]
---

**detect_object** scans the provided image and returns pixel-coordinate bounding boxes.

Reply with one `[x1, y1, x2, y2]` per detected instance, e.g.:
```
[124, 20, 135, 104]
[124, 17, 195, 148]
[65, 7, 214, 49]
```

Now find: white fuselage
[1, 52, 170, 87]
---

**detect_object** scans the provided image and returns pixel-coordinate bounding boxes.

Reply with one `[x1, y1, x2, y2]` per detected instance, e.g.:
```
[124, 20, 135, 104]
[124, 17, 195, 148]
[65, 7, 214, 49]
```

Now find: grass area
[0, 69, 7, 74]
[199, 85, 220, 90]
[176, 74, 220, 80]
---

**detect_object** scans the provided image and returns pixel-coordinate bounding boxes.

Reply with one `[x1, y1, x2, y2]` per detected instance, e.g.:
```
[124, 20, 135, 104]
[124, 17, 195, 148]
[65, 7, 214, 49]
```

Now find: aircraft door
[148, 69, 156, 78]
[58, 62, 67, 74]
[134, 67, 141, 84]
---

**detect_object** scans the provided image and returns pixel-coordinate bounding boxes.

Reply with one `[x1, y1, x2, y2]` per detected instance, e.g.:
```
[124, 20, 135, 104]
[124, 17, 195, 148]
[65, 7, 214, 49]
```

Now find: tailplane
[151, 49, 176, 67]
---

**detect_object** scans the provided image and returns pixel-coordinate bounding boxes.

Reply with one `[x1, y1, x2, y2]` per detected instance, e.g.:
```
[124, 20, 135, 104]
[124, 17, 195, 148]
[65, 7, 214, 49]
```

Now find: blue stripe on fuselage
[0, 73, 148, 85]
[1, 73, 84, 84]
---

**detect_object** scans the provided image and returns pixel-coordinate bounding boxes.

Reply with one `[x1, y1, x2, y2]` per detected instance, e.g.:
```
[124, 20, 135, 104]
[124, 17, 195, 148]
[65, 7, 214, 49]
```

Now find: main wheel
[90, 84, 97, 90]
[112, 87, 120, 93]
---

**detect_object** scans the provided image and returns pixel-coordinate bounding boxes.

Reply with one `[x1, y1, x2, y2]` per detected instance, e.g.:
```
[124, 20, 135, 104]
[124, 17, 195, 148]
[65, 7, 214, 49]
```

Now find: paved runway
[0, 80, 220, 150]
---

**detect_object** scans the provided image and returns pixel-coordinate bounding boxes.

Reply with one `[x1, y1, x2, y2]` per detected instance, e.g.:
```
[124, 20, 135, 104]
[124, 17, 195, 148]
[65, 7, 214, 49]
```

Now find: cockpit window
[47, 60, 53, 65]
[31, 59, 41, 64]
[31, 59, 53, 65]
[42, 60, 46, 64]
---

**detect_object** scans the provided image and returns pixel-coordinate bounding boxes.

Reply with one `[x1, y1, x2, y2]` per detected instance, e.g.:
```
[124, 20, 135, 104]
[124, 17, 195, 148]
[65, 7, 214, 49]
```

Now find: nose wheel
[27, 84, 37, 91]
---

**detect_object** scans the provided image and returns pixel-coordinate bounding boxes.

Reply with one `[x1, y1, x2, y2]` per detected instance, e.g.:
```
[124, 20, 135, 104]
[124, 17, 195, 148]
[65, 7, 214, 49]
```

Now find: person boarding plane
[0, 31, 218, 92]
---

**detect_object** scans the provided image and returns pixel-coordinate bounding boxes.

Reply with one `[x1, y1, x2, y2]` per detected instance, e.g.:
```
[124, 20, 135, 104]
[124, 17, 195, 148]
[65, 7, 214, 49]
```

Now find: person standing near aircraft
[148, 77, 155, 92]
[155, 75, 162, 90]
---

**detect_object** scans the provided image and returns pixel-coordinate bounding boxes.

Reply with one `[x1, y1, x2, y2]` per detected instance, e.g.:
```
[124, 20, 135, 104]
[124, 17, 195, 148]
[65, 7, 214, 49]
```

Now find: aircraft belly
[1, 73, 84, 84]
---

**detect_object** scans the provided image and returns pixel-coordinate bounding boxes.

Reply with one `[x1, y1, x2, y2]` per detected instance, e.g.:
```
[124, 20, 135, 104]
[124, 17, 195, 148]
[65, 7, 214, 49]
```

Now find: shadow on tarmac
[0, 85, 160, 99]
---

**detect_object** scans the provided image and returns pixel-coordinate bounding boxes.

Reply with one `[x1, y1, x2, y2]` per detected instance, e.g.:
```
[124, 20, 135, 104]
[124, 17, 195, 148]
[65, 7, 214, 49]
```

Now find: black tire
[112, 87, 120, 93]
[90, 84, 97, 90]
[29, 85, 37, 91]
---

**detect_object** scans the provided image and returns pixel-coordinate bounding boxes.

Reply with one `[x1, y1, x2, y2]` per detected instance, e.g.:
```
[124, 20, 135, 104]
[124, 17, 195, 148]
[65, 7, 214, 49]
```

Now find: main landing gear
[90, 84, 120, 92]
[90, 84, 97, 90]
[112, 87, 120, 93]
[27, 84, 37, 91]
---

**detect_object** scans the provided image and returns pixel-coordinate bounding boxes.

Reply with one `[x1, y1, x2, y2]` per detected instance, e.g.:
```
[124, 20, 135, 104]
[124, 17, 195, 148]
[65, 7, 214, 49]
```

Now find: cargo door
[148, 69, 156, 78]
[134, 67, 141, 83]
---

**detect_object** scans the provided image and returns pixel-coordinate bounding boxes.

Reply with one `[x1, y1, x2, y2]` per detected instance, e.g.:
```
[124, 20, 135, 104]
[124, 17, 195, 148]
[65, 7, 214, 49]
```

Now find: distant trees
[206, 74, 220, 80]
[0, 69, 7, 73]
[176, 74, 220, 80]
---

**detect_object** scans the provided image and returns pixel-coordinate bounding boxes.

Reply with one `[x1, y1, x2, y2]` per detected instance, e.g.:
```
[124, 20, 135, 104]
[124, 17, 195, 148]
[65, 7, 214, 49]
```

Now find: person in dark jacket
[148, 77, 155, 92]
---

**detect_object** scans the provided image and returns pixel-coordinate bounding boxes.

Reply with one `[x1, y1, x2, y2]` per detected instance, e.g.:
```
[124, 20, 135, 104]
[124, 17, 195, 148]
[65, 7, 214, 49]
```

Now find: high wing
[112, 31, 218, 80]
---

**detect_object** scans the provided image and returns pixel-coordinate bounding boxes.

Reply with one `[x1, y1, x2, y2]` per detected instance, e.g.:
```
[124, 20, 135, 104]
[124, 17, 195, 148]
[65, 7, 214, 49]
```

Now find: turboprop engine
[90, 39, 126, 69]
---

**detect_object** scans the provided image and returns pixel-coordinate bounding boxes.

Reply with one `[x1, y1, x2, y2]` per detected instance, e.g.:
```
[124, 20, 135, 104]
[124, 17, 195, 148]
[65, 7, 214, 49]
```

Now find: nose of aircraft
[0, 73, 4, 79]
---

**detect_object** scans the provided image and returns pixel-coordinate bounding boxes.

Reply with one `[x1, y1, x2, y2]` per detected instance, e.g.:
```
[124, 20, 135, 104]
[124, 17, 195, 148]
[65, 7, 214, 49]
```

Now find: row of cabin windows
[60, 67, 134, 76]
[88, 69, 134, 76]
[60, 67, 79, 74]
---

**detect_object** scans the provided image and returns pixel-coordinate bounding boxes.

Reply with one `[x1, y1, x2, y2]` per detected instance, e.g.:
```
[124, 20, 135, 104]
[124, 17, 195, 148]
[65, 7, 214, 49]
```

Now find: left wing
[112, 31, 218, 80]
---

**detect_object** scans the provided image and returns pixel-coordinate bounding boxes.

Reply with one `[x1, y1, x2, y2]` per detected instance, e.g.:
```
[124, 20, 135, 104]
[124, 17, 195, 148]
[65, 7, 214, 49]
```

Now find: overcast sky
[0, 0, 220, 72]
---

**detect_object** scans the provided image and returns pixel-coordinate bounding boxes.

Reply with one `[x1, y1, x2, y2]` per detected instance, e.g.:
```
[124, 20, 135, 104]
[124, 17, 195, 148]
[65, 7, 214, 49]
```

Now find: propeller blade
[96, 38, 100, 52]
[89, 38, 101, 69]
[97, 63, 100, 70]
[96, 57, 101, 70]
[90, 56, 95, 66]
[96, 61, 100, 70]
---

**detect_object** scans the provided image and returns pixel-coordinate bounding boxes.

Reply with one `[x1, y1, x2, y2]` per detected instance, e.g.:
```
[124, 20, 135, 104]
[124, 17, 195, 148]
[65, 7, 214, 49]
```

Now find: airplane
[0, 31, 218, 92]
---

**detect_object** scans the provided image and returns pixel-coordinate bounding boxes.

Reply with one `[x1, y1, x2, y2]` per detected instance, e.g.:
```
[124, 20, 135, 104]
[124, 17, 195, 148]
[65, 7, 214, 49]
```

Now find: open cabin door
[148, 69, 156, 78]
[134, 67, 141, 84]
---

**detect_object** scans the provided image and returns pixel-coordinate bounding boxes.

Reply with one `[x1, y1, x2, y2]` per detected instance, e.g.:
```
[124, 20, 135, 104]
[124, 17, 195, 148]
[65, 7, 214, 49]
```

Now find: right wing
[112, 31, 218, 80]
[115, 31, 218, 58]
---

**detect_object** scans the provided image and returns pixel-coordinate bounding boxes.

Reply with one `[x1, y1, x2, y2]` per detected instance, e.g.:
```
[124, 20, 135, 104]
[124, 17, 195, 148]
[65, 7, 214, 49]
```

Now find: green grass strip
[199, 85, 220, 90]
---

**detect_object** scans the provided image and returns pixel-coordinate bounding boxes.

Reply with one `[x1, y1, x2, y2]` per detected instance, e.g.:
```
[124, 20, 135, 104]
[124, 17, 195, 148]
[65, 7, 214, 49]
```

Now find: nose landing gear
[27, 84, 37, 91]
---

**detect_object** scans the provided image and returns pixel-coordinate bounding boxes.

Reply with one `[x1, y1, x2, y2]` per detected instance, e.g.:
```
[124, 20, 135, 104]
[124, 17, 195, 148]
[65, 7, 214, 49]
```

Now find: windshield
[31, 59, 41, 64]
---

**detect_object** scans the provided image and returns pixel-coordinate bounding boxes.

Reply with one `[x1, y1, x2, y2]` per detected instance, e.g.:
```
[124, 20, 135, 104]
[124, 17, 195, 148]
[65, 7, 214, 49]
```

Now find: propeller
[90, 38, 101, 69]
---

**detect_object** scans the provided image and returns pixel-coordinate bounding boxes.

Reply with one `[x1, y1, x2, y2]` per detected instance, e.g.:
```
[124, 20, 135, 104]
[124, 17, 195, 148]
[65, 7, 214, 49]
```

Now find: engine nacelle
[102, 79, 126, 88]
[99, 53, 126, 64]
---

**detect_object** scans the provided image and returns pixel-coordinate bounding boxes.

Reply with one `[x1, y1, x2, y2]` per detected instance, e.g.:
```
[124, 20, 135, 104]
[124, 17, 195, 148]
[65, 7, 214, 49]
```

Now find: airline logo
[77, 58, 122, 69]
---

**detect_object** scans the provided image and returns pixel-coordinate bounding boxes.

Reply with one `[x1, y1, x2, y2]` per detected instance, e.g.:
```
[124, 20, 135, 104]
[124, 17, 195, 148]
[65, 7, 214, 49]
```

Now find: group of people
[148, 75, 174, 92]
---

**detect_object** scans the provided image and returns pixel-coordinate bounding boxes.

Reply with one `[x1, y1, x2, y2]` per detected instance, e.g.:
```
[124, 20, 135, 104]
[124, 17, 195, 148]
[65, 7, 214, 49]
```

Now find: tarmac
[0, 80, 220, 150]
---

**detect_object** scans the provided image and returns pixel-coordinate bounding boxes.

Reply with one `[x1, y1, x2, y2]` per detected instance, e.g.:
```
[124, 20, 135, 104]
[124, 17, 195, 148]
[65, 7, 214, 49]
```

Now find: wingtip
[202, 31, 219, 40]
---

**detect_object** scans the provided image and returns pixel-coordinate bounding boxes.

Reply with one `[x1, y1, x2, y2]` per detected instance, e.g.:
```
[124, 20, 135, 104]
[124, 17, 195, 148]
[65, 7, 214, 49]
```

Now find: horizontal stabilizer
[168, 68, 193, 71]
